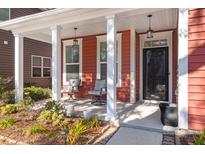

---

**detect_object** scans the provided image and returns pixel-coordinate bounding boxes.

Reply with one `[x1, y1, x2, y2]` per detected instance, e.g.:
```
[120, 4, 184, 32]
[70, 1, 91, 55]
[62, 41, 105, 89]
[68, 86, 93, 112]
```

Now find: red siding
[81, 35, 97, 98]
[117, 30, 130, 102]
[62, 31, 131, 102]
[188, 8, 205, 130]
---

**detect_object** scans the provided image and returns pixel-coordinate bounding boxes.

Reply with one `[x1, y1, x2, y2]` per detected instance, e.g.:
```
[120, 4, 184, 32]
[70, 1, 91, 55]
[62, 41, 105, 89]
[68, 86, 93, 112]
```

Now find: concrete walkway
[107, 103, 164, 145]
[106, 126, 162, 145]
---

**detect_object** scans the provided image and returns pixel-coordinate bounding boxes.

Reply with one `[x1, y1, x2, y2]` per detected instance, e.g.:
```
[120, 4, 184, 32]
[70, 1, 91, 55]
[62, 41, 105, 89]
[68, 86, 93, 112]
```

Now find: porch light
[147, 14, 154, 38]
[72, 27, 78, 47]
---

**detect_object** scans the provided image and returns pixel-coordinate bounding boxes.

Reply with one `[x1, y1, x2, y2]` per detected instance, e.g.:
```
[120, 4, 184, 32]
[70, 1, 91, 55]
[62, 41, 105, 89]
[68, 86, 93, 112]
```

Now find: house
[0, 8, 52, 87]
[0, 8, 204, 131]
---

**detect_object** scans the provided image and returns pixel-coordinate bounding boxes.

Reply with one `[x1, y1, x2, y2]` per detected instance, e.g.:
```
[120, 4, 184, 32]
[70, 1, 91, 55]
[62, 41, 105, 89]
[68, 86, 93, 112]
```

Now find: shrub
[24, 86, 51, 101]
[0, 104, 18, 114]
[25, 125, 46, 136]
[38, 110, 53, 122]
[0, 117, 15, 129]
[67, 120, 87, 144]
[0, 76, 14, 97]
[45, 100, 64, 114]
[38, 110, 67, 127]
[193, 130, 205, 145]
[0, 90, 15, 104]
[19, 99, 33, 106]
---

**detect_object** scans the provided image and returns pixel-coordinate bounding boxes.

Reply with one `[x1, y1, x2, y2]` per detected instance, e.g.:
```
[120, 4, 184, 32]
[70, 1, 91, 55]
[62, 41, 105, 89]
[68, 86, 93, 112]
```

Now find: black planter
[159, 103, 178, 127]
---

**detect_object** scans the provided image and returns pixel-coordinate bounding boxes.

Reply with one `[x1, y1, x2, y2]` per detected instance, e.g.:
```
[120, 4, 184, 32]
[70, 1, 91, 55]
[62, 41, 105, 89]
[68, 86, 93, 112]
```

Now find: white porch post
[51, 25, 61, 101]
[130, 28, 136, 104]
[106, 15, 117, 121]
[178, 8, 189, 129]
[14, 33, 24, 102]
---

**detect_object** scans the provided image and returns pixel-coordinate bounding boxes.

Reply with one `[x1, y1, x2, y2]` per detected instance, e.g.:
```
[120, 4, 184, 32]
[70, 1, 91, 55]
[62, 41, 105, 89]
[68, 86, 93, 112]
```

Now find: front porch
[57, 98, 163, 131]
[0, 8, 189, 130]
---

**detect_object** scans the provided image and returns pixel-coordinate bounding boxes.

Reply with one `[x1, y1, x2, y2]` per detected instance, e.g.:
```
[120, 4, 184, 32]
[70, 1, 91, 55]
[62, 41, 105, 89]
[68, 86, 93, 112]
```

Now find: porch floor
[61, 98, 164, 131]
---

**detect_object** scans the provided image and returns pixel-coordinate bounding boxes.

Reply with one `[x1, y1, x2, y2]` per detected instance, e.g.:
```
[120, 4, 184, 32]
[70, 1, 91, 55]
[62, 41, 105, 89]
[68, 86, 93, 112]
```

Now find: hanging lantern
[147, 14, 154, 38]
[72, 27, 78, 49]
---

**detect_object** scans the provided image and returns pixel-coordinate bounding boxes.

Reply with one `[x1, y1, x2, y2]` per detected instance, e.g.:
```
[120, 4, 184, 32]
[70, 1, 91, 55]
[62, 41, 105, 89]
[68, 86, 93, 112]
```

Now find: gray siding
[0, 8, 52, 88]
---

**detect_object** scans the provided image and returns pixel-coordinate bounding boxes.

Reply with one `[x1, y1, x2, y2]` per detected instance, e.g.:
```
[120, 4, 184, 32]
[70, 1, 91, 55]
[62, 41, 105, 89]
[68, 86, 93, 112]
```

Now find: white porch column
[106, 15, 117, 121]
[14, 33, 24, 102]
[178, 8, 189, 129]
[130, 28, 136, 104]
[51, 25, 61, 101]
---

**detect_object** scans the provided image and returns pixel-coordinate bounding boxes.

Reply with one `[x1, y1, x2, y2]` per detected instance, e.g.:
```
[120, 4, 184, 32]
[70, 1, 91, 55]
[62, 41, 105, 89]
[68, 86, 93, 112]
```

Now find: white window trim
[96, 33, 122, 87]
[139, 31, 173, 103]
[31, 55, 51, 78]
[63, 38, 82, 85]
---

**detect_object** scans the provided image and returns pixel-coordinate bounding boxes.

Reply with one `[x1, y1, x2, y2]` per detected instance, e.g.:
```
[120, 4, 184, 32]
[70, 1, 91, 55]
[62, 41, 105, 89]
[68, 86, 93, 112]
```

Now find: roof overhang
[0, 8, 137, 33]
[0, 8, 178, 43]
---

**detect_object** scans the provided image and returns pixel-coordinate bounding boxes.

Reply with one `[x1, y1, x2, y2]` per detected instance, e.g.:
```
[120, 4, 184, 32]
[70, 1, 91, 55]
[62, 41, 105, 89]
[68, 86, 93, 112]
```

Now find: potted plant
[159, 103, 178, 127]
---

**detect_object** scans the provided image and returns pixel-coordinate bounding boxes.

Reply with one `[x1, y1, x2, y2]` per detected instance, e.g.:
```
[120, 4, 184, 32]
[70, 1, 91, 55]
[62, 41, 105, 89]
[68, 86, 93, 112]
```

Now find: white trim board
[177, 8, 188, 130]
[62, 39, 83, 85]
[139, 31, 173, 103]
[130, 28, 136, 104]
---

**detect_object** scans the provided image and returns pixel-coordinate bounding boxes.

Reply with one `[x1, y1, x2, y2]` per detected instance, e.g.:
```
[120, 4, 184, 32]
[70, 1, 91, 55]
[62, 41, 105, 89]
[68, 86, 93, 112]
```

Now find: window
[97, 34, 122, 86]
[0, 8, 10, 22]
[32, 55, 51, 78]
[63, 39, 82, 84]
[144, 39, 168, 48]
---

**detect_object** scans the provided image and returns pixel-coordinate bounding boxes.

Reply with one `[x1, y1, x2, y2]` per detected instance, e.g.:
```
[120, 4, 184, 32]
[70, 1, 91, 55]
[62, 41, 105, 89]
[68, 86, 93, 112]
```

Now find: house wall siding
[0, 8, 52, 88]
[62, 30, 131, 102]
[10, 8, 42, 19]
[188, 8, 205, 130]
[0, 29, 14, 77]
[24, 38, 51, 88]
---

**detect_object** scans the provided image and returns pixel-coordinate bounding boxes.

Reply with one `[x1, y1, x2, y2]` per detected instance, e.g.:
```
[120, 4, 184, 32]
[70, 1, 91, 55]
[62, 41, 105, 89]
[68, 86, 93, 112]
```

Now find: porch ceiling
[0, 8, 178, 43]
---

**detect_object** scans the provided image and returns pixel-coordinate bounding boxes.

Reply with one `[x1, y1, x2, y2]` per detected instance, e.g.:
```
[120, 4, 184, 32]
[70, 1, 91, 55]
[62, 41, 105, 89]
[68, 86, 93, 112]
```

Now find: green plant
[85, 117, 100, 129]
[46, 131, 56, 138]
[25, 125, 46, 136]
[0, 104, 18, 114]
[0, 90, 15, 104]
[38, 110, 53, 122]
[51, 112, 65, 126]
[19, 99, 33, 106]
[193, 130, 205, 145]
[38, 110, 67, 127]
[45, 100, 64, 114]
[0, 117, 15, 129]
[24, 86, 51, 101]
[0, 76, 14, 97]
[67, 120, 87, 144]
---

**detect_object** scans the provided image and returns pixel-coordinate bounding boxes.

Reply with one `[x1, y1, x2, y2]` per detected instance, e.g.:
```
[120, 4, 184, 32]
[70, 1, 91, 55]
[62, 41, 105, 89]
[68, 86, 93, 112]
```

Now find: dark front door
[143, 47, 169, 101]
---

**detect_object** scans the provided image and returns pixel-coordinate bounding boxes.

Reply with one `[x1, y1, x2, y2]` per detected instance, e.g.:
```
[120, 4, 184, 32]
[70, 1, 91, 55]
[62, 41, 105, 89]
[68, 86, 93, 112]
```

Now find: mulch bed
[0, 108, 109, 145]
[176, 134, 196, 145]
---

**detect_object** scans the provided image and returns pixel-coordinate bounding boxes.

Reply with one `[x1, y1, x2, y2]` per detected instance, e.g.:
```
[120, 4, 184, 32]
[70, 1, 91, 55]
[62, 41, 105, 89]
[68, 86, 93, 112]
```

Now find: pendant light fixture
[72, 27, 78, 48]
[147, 14, 154, 38]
